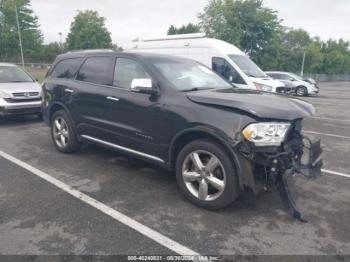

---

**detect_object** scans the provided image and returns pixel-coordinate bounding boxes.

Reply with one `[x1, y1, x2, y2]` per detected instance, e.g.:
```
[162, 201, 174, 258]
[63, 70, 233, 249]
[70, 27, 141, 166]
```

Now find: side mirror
[228, 76, 233, 82]
[131, 78, 157, 95]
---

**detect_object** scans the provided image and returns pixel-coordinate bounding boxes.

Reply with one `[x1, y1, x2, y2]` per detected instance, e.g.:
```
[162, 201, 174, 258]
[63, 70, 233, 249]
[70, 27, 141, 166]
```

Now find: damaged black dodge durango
[42, 51, 323, 221]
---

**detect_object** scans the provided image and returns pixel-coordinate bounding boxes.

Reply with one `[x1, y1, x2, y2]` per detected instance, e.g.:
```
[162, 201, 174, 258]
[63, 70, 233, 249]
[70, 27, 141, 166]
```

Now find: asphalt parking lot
[0, 82, 349, 258]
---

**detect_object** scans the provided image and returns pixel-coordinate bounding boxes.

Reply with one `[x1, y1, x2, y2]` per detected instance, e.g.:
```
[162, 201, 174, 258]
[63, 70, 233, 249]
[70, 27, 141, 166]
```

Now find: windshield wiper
[181, 87, 215, 93]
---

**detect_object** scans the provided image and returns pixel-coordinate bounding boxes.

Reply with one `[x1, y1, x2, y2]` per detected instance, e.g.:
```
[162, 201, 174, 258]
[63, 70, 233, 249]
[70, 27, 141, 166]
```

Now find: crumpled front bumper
[238, 130, 323, 221]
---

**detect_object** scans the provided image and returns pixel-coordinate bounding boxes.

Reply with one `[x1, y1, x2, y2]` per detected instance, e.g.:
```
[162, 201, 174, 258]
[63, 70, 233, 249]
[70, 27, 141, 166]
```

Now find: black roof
[54, 49, 195, 63]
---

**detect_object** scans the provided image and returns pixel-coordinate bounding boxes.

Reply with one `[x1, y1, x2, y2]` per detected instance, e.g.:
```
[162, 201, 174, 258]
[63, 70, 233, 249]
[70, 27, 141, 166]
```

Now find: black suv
[42, 50, 322, 220]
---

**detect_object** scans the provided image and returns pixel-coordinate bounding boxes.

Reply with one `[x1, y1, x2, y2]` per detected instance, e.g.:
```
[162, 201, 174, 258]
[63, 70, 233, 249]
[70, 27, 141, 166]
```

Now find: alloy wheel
[182, 150, 226, 201]
[53, 116, 69, 148]
[296, 87, 306, 96]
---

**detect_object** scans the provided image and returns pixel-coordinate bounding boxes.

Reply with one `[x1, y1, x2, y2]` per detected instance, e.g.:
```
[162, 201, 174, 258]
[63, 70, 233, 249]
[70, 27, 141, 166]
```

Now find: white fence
[304, 74, 350, 82]
[14, 63, 52, 70]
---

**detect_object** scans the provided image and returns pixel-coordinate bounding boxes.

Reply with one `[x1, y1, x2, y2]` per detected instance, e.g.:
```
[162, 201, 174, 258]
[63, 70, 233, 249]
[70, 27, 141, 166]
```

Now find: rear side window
[77, 56, 113, 85]
[212, 57, 245, 84]
[51, 58, 82, 79]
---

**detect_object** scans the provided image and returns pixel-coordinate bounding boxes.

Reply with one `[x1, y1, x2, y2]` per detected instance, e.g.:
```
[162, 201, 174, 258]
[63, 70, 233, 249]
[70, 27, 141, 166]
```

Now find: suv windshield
[0, 66, 34, 83]
[229, 55, 267, 78]
[148, 57, 232, 92]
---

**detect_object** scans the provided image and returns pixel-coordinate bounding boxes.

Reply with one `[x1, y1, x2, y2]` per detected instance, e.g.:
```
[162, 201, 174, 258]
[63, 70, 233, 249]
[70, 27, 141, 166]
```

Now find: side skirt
[81, 135, 165, 164]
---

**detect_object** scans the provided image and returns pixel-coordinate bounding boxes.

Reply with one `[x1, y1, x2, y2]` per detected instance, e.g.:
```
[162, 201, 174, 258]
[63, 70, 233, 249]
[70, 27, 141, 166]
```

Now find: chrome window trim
[81, 135, 165, 163]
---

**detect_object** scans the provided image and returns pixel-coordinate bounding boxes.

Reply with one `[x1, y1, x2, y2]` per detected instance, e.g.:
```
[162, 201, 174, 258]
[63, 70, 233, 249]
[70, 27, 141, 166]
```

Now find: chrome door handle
[107, 96, 120, 101]
[65, 89, 74, 93]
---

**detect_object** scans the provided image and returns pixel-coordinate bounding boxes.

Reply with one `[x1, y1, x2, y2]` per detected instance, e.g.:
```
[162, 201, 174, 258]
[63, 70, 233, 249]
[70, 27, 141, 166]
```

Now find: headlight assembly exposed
[242, 122, 291, 146]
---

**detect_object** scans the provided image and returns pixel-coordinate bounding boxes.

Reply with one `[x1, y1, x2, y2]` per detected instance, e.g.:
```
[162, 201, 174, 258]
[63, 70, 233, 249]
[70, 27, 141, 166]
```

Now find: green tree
[66, 10, 112, 50]
[199, 0, 281, 60]
[167, 23, 201, 35]
[320, 39, 350, 74]
[38, 42, 63, 63]
[0, 0, 43, 62]
[274, 29, 324, 74]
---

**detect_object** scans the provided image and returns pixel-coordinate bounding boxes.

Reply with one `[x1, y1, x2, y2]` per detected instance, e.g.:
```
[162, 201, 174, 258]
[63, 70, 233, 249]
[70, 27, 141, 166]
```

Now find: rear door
[72, 56, 115, 137]
[44, 57, 83, 117]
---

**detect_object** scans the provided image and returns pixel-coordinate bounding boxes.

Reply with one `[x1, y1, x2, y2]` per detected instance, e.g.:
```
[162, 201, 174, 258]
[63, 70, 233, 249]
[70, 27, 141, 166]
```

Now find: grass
[25, 67, 48, 83]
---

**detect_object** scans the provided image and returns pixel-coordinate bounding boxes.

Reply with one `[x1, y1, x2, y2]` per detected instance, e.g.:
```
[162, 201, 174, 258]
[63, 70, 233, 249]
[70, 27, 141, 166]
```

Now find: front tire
[175, 139, 239, 210]
[296, 86, 308, 96]
[51, 110, 81, 153]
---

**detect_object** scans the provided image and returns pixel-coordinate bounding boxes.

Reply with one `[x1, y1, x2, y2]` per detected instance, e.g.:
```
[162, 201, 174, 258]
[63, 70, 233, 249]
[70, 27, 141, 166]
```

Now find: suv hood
[186, 88, 315, 121]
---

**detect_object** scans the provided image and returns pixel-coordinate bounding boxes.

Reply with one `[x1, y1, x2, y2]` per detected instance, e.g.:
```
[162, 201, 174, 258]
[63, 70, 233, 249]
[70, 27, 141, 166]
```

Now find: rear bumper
[0, 99, 42, 116]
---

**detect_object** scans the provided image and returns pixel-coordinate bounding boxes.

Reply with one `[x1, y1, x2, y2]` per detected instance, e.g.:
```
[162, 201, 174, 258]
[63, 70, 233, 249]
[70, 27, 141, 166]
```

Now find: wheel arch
[48, 102, 70, 123]
[48, 102, 80, 141]
[169, 126, 245, 190]
[296, 85, 308, 95]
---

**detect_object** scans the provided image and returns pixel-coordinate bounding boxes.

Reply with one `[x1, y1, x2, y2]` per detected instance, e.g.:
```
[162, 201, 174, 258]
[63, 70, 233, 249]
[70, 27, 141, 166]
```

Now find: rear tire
[51, 110, 81, 153]
[175, 139, 239, 210]
[296, 86, 308, 96]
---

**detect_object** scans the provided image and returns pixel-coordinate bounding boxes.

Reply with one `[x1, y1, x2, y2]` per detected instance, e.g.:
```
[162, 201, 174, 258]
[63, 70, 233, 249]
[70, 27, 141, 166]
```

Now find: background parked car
[0, 63, 42, 118]
[265, 71, 319, 96]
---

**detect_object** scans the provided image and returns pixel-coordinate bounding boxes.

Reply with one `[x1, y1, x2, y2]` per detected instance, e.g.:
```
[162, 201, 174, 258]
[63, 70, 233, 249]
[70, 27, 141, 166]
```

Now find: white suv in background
[0, 63, 42, 117]
[266, 71, 319, 96]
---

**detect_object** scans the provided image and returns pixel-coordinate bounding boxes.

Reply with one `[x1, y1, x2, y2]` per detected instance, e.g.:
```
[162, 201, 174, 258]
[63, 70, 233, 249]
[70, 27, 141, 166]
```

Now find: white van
[128, 33, 285, 93]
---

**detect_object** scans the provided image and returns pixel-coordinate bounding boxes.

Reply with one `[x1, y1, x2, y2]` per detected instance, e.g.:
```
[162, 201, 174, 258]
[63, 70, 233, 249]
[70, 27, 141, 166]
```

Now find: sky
[30, 0, 350, 47]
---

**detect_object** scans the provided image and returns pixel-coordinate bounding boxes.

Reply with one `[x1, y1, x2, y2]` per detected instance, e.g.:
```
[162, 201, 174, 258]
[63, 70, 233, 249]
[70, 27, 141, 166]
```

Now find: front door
[212, 57, 247, 88]
[103, 57, 161, 158]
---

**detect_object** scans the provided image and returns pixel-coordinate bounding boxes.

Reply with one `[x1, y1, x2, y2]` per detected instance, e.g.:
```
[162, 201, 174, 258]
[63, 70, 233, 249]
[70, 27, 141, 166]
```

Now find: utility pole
[300, 51, 306, 77]
[14, 0, 25, 68]
[0, 1, 5, 60]
[58, 32, 63, 50]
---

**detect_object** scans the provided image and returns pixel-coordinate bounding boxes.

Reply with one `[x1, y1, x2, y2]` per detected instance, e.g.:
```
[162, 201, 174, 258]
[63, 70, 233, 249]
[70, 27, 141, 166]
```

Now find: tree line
[0, 0, 116, 64]
[1, 0, 349, 75]
[168, 0, 350, 75]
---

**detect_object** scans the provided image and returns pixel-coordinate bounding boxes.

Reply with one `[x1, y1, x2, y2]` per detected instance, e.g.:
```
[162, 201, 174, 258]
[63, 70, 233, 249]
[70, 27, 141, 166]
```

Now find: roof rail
[133, 33, 206, 42]
[66, 49, 115, 54]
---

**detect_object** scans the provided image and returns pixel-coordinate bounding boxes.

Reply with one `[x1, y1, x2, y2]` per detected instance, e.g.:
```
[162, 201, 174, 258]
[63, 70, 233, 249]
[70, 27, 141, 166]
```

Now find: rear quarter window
[76, 56, 114, 86]
[50, 58, 83, 79]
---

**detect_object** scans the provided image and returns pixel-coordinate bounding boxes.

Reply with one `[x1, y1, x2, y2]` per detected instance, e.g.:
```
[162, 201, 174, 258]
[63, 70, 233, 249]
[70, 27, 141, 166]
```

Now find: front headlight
[0, 91, 10, 99]
[254, 83, 273, 92]
[242, 122, 291, 146]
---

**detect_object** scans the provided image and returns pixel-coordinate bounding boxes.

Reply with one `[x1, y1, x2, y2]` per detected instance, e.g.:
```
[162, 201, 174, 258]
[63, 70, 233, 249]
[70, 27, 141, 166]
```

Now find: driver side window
[113, 58, 150, 89]
[212, 57, 245, 84]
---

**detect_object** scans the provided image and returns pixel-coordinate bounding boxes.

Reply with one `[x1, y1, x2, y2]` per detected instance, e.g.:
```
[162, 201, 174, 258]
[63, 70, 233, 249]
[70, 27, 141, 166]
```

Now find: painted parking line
[322, 169, 350, 178]
[0, 150, 200, 257]
[311, 117, 350, 123]
[303, 130, 350, 139]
